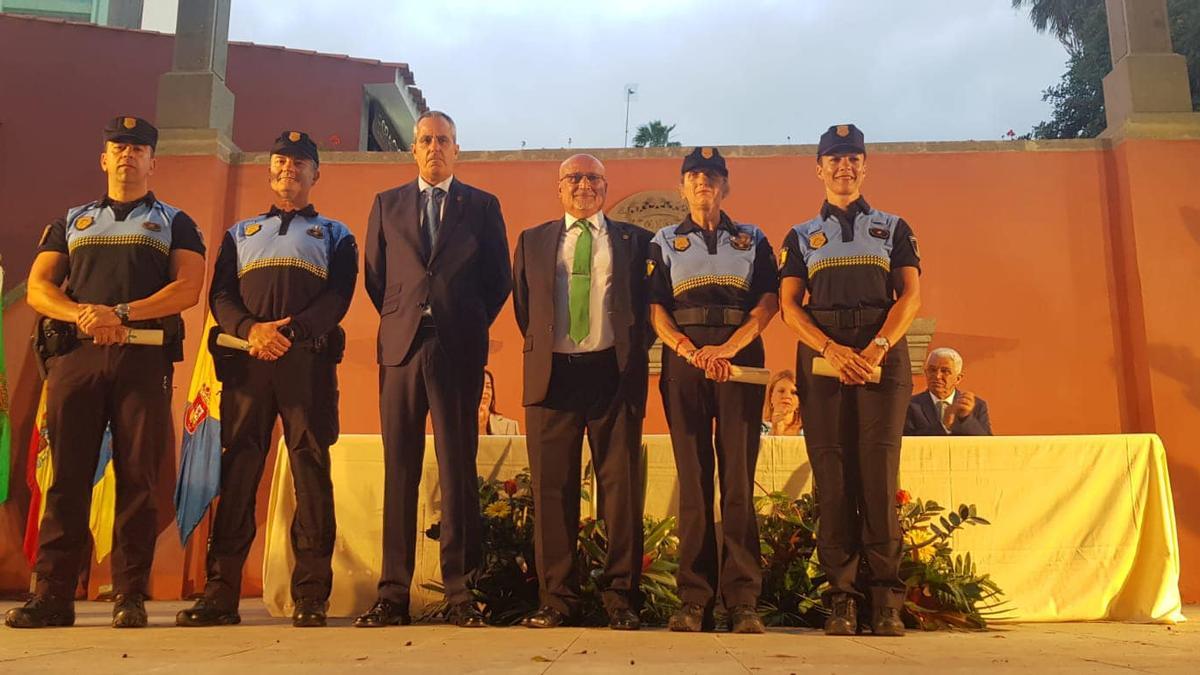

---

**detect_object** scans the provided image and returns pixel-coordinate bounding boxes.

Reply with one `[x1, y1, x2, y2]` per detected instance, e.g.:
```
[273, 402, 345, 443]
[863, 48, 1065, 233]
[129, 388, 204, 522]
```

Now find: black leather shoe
[4, 596, 75, 628]
[446, 601, 486, 628]
[353, 599, 410, 628]
[292, 599, 327, 628]
[824, 594, 857, 636]
[668, 603, 714, 632]
[871, 607, 905, 636]
[607, 607, 640, 631]
[112, 593, 148, 628]
[176, 597, 241, 627]
[728, 605, 765, 634]
[521, 606, 569, 629]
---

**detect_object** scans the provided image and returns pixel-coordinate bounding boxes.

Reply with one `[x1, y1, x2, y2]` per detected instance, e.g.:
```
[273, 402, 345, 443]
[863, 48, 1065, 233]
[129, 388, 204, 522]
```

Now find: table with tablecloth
[262, 434, 1184, 623]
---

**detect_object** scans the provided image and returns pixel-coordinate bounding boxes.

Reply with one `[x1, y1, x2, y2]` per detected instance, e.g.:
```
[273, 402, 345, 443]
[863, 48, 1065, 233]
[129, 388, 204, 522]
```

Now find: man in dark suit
[905, 347, 993, 436]
[513, 154, 652, 630]
[358, 111, 512, 628]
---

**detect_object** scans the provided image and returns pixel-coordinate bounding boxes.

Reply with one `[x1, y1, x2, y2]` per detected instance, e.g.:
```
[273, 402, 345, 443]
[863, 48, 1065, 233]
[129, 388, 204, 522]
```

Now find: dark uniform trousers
[660, 330, 765, 610]
[206, 346, 338, 607]
[378, 326, 483, 608]
[525, 349, 643, 615]
[797, 323, 911, 610]
[35, 344, 174, 599]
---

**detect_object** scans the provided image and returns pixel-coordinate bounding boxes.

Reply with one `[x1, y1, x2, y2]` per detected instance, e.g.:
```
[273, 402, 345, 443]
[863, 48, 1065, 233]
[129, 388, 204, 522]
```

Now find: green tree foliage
[1014, 0, 1200, 139]
[632, 120, 682, 147]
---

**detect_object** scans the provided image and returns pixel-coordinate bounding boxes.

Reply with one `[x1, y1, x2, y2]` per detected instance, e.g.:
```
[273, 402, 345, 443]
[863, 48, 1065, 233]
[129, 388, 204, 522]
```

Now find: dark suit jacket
[364, 178, 512, 369]
[512, 216, 653, 412]
[904, 391, 993, 436]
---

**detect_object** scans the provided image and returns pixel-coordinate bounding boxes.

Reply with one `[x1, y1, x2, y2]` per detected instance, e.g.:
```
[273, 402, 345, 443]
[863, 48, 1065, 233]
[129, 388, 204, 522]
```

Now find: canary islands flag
[175, 313, 223, 546]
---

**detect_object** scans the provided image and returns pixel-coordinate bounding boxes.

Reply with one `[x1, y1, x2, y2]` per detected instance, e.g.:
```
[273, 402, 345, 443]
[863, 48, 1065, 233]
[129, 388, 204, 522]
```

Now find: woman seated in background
[762, 370, 803, 436]
[480, 368, 520, 435]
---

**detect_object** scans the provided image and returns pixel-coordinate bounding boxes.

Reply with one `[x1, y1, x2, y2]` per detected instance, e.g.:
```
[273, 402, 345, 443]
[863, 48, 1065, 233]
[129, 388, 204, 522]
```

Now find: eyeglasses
[560, 173, 606, 185]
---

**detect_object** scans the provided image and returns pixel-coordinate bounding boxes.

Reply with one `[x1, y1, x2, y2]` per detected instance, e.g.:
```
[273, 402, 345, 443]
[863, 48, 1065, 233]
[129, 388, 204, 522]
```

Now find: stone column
[154, 0, 237, 154]
[1102, 0, 1200, 137]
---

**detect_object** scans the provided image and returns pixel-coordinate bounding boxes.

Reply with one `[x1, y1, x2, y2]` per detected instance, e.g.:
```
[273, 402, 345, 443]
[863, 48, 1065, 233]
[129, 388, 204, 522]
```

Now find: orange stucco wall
[3, 139, 1198, 603]
[0, 13, 414, 288]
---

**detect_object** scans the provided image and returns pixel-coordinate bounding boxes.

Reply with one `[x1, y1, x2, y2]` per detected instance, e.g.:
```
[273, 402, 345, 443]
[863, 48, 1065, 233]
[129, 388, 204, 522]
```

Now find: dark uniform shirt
[779, 197, 920, 310]
[648, 212, 777, 310]
[647, 212, 777, 357]
[209, 205, 358, 341]
[37, 191, 206, 308]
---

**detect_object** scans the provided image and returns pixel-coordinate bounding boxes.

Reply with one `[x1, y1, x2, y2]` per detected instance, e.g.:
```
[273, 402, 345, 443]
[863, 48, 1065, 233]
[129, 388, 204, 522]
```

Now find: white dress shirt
[553, 211, 614, 353]
[417, 175, 454, 221]
[929, 389, 957, 432]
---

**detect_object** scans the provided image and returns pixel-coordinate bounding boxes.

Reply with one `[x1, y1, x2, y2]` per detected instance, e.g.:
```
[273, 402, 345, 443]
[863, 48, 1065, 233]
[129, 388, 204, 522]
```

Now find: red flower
[895, 489, 912, 506]
[641, 554, 654, 572]
[503, 479, 518, 496]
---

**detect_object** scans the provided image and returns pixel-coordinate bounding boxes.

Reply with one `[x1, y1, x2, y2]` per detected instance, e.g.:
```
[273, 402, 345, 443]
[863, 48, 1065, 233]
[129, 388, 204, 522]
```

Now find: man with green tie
[512, 154, 654, 630]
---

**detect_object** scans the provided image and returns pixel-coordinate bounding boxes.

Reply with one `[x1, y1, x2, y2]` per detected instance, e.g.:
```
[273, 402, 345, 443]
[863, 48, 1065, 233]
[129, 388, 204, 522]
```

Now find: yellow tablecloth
[263, 434, 1185, 623]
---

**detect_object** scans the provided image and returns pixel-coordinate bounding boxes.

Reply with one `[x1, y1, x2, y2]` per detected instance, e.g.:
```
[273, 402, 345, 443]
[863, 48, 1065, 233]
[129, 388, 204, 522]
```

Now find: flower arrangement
[755, 485, 1009, 630]
[423, 468, 681, 626]
[425, 467, 1007, 630]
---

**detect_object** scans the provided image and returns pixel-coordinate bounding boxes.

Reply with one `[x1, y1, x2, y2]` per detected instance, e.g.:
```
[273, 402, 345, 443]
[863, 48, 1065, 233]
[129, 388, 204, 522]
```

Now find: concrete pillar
[1102, 0, 1200, 138]
[154, 0, 236, 153]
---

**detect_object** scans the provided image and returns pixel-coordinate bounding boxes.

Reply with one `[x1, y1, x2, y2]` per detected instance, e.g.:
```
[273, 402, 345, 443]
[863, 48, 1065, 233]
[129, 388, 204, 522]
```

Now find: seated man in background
[905, 347, 992, 436]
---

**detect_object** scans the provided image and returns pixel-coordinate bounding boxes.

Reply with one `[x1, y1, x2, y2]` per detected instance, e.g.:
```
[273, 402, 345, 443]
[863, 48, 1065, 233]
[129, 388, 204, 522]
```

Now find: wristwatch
[113, 303, 131, 323]
[872, 336, 890, 352]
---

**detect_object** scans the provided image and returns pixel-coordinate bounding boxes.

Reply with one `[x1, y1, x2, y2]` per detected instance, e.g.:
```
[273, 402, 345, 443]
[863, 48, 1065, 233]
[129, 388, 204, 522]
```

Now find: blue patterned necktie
[424, 186, 445, 252]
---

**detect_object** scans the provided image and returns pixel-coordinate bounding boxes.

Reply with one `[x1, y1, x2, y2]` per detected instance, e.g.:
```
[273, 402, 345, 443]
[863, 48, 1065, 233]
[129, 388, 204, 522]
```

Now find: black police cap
[272, 130, 319, 165]
[817, 124, 866, 157]
[680, 146, 728, 177]
[104, 116, 158, 150]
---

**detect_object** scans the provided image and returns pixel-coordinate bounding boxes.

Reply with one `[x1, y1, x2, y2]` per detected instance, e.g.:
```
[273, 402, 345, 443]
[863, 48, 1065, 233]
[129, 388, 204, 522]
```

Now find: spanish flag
[23, 383, 117, 564]
[175, 313, 223, 546]
[21, 385, 51, 564]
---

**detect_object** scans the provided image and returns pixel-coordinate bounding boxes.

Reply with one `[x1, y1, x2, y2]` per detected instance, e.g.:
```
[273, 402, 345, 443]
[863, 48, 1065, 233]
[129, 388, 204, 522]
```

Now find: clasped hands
[823, 341, 886, 386]
[76, 304, 127, 345]
[681, 341, 740, 383]
[248, 317, 293, 361]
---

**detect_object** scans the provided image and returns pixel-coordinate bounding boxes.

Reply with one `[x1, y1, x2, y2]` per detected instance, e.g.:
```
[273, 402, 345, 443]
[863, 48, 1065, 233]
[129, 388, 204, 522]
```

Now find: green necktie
[568, 219, 593, 343]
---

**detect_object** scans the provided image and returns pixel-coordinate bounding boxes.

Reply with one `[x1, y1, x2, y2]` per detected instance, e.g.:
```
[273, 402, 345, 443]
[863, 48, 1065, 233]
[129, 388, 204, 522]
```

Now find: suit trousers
[659, 334, 765, 610]
[796, 325, 910, 610]
[377, 327, 484, 608]
[525, 349, 644, 616]
[35, 344, 173, 599]
[205, 348, 339, 607]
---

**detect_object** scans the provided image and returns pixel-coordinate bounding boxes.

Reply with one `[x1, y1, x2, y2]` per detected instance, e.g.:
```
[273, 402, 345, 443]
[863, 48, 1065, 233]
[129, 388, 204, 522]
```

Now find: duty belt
[672, 306, 746, 327]
[807, 307, 889, 329]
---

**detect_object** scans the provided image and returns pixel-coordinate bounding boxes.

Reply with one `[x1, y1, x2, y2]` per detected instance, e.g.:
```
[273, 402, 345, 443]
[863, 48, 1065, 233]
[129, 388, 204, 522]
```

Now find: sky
[141, 0, 1071, 151]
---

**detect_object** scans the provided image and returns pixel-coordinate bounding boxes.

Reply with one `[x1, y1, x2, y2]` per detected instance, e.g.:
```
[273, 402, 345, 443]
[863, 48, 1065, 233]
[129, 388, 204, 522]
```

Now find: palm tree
[632, 120, 681, 148]
[1011, 0, 1103, 55]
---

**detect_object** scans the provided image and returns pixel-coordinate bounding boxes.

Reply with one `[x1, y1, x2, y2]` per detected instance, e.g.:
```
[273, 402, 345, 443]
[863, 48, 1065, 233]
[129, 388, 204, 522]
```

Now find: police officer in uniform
[176, 131, 356, 628]
[6, 116, 206, 629]
[779, 124, 921, 637]
[647, 147, 777, 634]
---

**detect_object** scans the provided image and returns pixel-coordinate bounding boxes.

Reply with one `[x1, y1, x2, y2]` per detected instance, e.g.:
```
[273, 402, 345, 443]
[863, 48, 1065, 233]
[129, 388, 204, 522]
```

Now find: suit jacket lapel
[920, 394, 945, 434]
[532, 219, 562, 308]
[395, 181, 425, 262]
[607, 218, 632, 322]
[430, 178, 465, 262]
